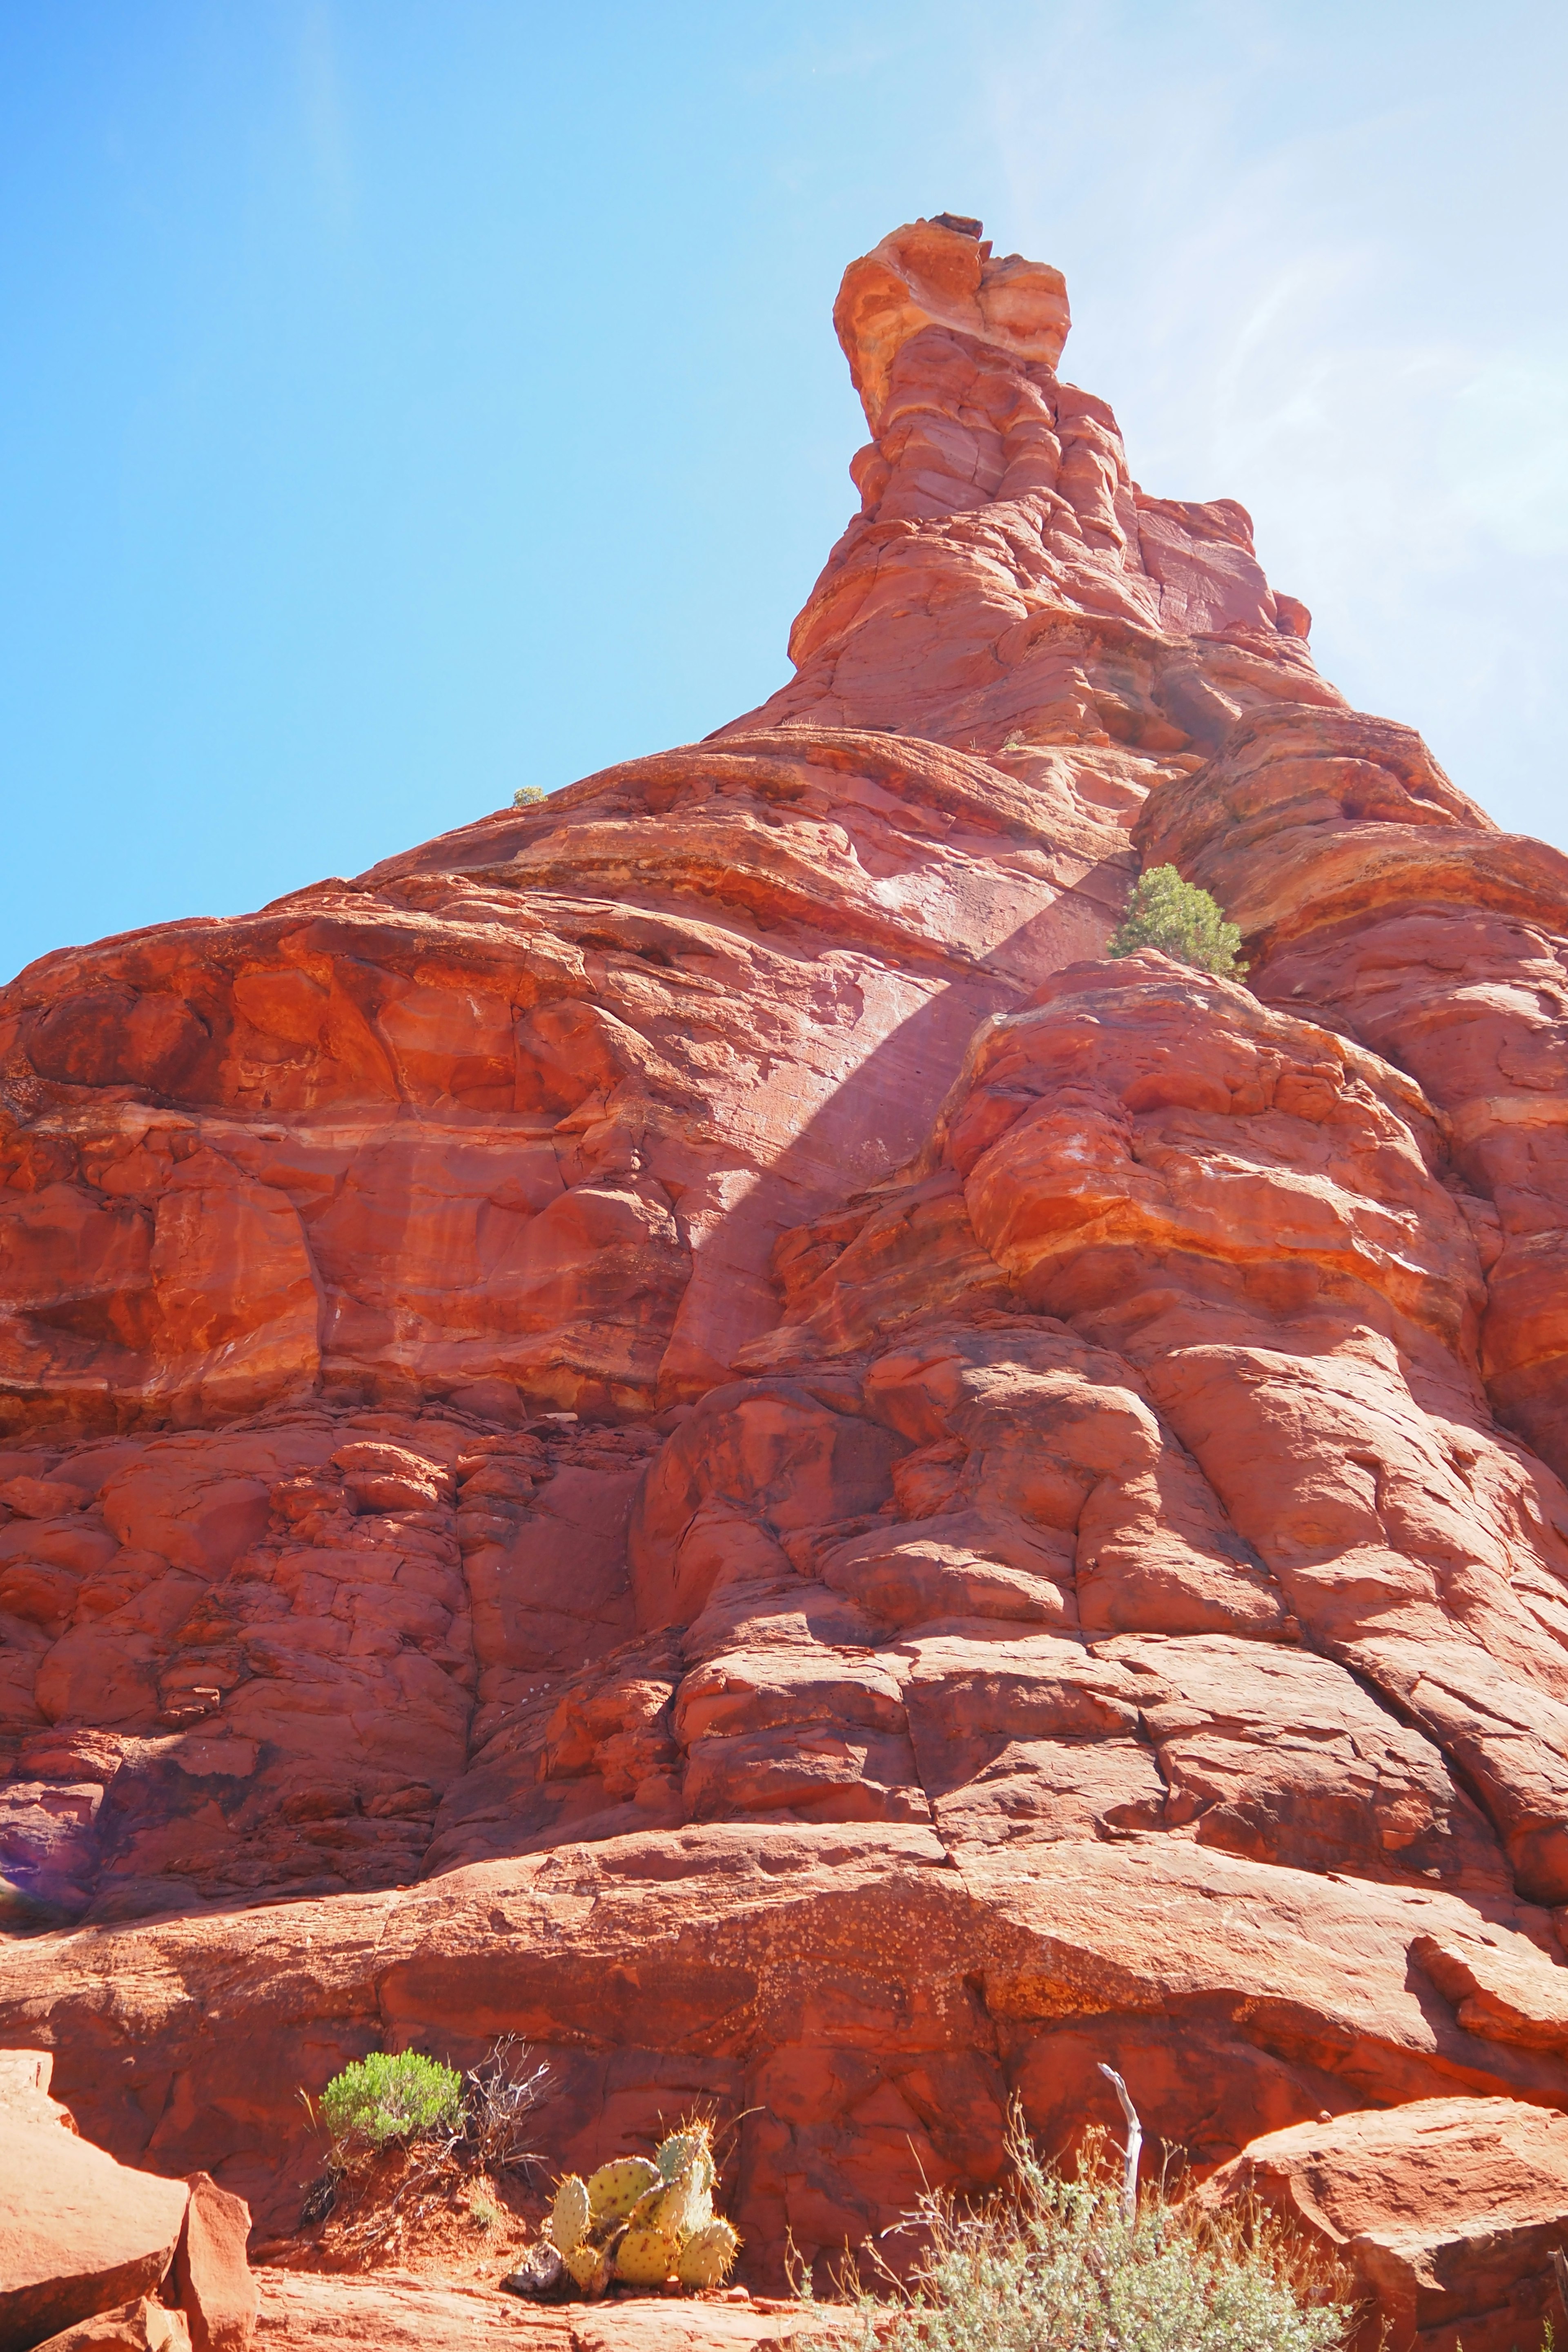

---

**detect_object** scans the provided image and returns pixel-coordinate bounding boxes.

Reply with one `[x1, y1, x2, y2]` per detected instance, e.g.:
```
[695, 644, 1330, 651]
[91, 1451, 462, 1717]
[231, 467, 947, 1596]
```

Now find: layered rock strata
[2, 216, 1568, 2348]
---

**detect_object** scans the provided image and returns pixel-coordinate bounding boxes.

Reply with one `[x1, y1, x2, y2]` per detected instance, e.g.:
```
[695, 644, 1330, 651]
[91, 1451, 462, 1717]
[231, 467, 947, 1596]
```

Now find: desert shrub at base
[822, 2116, 1351, 2352]
[317, 2051, 463, 2155]
[1107, 865, 1246, 978]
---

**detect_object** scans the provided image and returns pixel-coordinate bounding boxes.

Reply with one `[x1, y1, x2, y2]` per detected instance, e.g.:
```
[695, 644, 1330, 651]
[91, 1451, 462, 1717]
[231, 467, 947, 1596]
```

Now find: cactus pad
[586, 2155, 662, 2222]
[653, 2159, 713, 2243]
[615, 2225, 680, 2286]
[656, 2125, 715, 2187]
[677, 2217, 742, 2290]
[548, 2174, 590, 2254]
[623, 2181, 665, 2234]
[564, 2241, 612, 2297]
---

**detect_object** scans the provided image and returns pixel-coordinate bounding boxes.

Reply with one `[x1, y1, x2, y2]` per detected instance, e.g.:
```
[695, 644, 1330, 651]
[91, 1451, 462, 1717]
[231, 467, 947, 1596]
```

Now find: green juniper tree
[1107, 865, 1245, 978]
[316, 2051, 463, 2155]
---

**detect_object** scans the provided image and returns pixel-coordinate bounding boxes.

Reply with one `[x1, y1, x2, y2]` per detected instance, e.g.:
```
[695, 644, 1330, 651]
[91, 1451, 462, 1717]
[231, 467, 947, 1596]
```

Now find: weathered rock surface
[4, 214, 1568, 2348]
[0, 730, 1120, 1437]
[1136, 701, 1568, 1492]
[173, 2177, 258, 2352]
[251, 2272, 847, 2350]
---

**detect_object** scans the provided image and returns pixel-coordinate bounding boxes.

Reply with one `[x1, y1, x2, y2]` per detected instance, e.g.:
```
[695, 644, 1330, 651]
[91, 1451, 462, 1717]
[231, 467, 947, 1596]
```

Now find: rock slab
[0, 2052, 188, 2352]
[252, 2274, 855, 2350]
[1207, 2096, 1568, 2352]
[172, 2178, 257, 2352]
[31, 2303, 190, 2352]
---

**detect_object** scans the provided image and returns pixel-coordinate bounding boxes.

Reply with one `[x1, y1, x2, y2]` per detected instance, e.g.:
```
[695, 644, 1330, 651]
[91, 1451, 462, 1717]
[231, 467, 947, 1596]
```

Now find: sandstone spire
[3, 224, 1568, 2348]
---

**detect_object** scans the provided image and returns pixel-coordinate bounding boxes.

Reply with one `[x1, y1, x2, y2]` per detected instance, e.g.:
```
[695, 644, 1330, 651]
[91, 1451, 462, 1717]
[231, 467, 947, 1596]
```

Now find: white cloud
[969, 0, 1568, 839]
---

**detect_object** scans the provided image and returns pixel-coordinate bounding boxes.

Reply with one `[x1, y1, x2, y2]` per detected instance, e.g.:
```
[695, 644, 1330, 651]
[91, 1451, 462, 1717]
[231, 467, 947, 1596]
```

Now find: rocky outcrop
[172, 2178, 258, 2352]
[727, 216, 1330, 761]
[3, 215, 1568, 2348]
[0, 732, 1118, 1435]
[1136, 702, 1568, 1489]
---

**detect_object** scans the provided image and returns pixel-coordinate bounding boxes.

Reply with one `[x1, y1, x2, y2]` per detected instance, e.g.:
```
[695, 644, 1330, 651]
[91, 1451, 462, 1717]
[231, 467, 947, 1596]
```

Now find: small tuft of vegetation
[1107, 864, 1245, 978]
[512, 784, 548, 808]
[813, 2113, 1352, 2352]
[317, 2051, 463, 2156]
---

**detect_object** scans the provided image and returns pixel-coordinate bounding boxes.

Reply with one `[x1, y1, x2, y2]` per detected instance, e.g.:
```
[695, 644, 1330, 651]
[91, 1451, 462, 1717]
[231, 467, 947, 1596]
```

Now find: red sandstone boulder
[1205, 2097, 1568, 2352]
[0, 2051, 188, 2352]
[172, 2178, 256, 2352]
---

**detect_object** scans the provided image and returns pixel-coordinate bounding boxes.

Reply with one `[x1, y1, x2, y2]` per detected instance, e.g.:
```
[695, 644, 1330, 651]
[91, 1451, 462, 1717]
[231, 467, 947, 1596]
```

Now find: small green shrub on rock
[512, 784, 548, 808]
[1108, 865, 1245, 978]
[318, 2051, 463, 2154]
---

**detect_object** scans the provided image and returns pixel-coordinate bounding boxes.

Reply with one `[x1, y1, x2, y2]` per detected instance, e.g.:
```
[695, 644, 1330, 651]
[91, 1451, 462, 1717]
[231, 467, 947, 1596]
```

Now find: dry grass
[803, 2114, 1355, 2352]
[459, 2036, 551, 2176]
[279, 2139, 541, 2278]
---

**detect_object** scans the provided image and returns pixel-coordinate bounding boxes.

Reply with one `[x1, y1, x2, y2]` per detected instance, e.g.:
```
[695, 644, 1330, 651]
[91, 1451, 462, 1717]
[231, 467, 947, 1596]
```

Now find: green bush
[318, 2051, 463, 2154]
[512, 784, 548, 808]
[1107, 865, 1245, 978]
[826, 2115, 1350, 2352]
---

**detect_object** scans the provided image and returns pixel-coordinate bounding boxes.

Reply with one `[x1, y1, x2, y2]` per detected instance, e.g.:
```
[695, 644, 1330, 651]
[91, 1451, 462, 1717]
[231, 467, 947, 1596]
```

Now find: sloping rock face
[3, 215, 1568, 2344]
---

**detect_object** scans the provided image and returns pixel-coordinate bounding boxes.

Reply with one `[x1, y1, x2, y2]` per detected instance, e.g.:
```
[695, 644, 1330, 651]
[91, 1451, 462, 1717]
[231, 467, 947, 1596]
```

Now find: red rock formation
[172, 2178, 258, 2352]
[3, 214, 1568, 2348]
[1136, 702, 1568, 1488]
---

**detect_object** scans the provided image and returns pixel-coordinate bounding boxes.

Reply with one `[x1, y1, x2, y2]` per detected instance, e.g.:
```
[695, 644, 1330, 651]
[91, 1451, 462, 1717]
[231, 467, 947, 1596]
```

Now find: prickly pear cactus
[587, 2155, 661, 2222]
[548, 2173, 590, 2254]
[677, 2216, 741, 2290]
[615, 2224, 680, 2286]
[551, 2117, 735, 2299]
[623, 2181, 664, 2234]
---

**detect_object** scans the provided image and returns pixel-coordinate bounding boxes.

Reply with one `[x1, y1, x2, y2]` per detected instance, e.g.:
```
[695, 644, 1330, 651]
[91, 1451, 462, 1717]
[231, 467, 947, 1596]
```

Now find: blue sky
[3, 1, 1566, 982]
